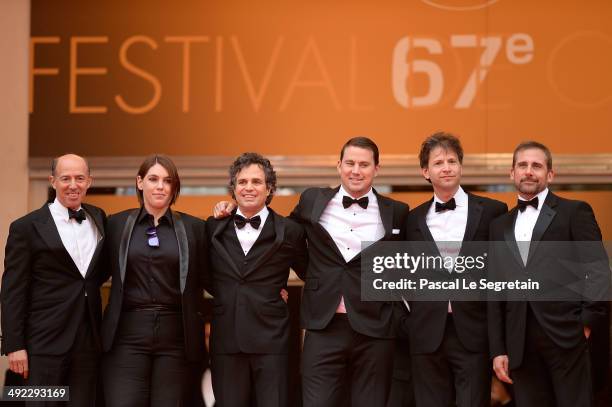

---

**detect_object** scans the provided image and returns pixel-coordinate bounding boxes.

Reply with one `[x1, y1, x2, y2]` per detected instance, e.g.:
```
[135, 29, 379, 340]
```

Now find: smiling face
[137, 163, 174, 212]
[511, 147, 554, 200]
[337, 146, 379, 198]
[233, 164, 270, 217]
[49, 154, 92, 210]
[422, 146, 462, 197]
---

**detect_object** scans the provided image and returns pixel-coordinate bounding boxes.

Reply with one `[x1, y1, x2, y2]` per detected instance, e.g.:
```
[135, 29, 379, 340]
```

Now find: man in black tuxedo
[394, 133, 507, 407]
[206, 153, 307, 407]
[1, 154, 107, 406]
[488, 141, 610, 407]
[291, 137, 409, 407]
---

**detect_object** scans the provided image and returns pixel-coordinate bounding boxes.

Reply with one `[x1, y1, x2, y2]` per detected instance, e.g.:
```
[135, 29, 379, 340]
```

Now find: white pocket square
[392, 229, 400, 235]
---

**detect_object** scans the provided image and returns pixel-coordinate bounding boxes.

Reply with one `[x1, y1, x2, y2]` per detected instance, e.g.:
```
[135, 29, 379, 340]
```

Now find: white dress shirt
[234, 206, 269, 255]
[319, 186, 385, 313]
[426, 186, 469, 250]
[49, 198, 100, 278]
[425, 186, 469, 312]
[514, 188, 549, 264]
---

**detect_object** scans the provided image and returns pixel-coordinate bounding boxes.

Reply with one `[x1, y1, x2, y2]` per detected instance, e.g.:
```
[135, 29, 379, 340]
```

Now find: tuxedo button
[243, 261, 248, 265]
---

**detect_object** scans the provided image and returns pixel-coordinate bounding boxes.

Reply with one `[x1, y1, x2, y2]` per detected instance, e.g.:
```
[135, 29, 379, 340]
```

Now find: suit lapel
[375, 190, 394, 238]
[503, 208, 525, 268]
[311, 186, 339, 224]
[33, 204, 82, 277]
[82, 204, 105, 279]
[244, 210, 285, 277]
[172, 211, 189, 294]
[416, 199, 436, 243]
[462, 193, 483, 242]
[118, 209, 139, 285]
[526, 193, 557, 265]
[212, 215, 242, 276]
[84, 204, 105, 240]
[311, 186, 345, 261]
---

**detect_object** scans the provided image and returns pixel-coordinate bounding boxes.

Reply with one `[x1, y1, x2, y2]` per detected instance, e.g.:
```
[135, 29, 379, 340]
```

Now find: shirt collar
[339, 185, 374, 201]
[138, 206, 173, 225]
[433, 186, 467, 206]
[517, 187, 548, 211]
[49, 198, 82, 222]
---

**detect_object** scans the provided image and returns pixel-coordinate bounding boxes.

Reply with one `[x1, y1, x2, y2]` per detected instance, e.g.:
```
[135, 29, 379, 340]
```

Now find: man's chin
[61, 198, 82, 208]
[518, 186, 539, 195]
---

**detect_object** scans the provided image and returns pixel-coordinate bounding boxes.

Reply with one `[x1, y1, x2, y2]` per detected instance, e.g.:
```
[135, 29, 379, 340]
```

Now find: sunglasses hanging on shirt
[146, 226, 159, 247]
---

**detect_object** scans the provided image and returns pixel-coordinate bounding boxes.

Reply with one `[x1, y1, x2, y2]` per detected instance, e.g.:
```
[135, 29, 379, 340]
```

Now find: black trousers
[387, 338, 416, 407]
[25, 309, 99, 407]
[411, 315, 490, 407]
[387, 376, 416, 407]
[301, 314, 394, 407]
[510, 308, 593, 407]
[102, 310, 201, 407]
[211, 353, 288, 407]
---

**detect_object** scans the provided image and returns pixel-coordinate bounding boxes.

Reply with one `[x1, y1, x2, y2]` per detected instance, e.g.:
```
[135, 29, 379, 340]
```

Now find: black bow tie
[517, 197, 538, 212]
[234, 214, 261, 230]
[68, 208, 86, 224]
[435, 198, 456, 212]
[342, 196, 369, 209]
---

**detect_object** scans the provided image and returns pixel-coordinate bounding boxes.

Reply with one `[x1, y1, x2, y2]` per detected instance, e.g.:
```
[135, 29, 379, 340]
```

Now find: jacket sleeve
[202, 217, 215, 297]
[487, 223, 507, 358]
[571, 201, 609, 328]
[1, 220, 31, 354]
[97, 209, 112, 286]
[290, 224, 308, 281]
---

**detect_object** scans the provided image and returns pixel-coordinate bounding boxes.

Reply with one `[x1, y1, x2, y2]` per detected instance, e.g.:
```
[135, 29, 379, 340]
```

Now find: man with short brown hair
[394, 132, 507, 407]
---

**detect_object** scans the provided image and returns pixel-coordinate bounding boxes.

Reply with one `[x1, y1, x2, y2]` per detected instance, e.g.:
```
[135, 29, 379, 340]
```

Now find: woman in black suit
[101, 154, 208, 407]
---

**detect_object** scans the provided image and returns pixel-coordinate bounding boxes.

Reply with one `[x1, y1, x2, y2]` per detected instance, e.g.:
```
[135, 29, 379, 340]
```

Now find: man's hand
[584, 326, 591, 339]
[280, 288, 289, 303]
[492, 355, 513, 384]
[213, 201, 236, 219]
[8, 349, 29, 379]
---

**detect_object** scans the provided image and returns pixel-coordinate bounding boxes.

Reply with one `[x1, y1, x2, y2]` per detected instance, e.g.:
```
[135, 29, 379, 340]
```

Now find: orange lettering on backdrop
[215, 36, 224, 112]
[231, 36, 284, 112]
[69, 36, 109, 114]
[279, 37, 342, 111]
[348, 36, 374, 111]
[164, 36, 210, 113]
[115, 35, 162, 114]
[30, 36, 60, 113]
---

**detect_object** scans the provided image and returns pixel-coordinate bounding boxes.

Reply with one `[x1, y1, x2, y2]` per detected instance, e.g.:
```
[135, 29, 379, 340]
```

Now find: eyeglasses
[146, 226, 159, 247]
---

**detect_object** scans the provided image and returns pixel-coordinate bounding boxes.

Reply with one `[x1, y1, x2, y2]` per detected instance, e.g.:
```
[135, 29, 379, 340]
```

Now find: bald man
[1, 154, 107, 406]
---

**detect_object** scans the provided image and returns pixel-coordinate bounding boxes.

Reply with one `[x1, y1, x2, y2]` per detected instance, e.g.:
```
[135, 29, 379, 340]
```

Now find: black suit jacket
[488, 192, 609, 369]
[101, 208, 208, 362]
[290, 187, 409, 339]
[206, 208, 307, 354]
[1, 203, 107, 356]
[400, 193, 507, 354]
